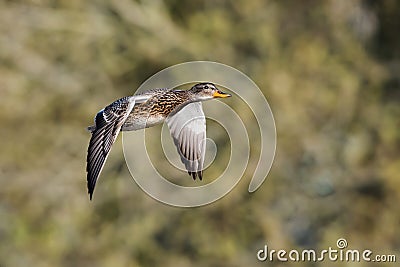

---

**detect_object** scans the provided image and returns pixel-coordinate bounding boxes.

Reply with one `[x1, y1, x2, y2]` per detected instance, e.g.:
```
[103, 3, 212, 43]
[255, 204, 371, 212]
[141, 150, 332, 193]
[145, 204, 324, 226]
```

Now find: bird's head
[188, 82, 231, 101]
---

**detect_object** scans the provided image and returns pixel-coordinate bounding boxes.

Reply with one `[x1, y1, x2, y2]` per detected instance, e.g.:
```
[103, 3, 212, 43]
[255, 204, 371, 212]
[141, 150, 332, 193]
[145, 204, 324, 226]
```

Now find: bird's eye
[204, 85, 209, 89]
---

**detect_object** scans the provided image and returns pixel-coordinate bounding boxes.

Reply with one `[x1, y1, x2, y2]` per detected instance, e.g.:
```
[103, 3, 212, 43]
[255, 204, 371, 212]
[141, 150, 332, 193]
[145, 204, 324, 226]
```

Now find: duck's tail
[87, 125, 96, 132]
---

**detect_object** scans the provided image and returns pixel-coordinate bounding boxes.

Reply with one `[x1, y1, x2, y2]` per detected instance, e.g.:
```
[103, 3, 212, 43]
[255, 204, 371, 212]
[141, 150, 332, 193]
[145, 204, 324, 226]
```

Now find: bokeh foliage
[0, 0, 399, 266]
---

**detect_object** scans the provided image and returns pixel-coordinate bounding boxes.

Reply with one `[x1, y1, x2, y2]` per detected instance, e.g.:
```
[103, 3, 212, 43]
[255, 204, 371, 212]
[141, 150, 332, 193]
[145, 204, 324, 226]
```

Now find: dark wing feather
[86, 96, 136, 200]
[166, 102, 206, 180]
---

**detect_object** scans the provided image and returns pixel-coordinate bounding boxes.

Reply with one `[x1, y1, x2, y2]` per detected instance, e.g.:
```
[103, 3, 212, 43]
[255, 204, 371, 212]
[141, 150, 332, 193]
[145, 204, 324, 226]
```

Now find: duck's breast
[121, 110, 166, 131]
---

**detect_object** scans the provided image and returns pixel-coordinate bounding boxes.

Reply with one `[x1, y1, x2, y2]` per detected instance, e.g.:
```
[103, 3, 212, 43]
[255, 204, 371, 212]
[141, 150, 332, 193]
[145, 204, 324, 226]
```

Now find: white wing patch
[166, 102, 206, 180]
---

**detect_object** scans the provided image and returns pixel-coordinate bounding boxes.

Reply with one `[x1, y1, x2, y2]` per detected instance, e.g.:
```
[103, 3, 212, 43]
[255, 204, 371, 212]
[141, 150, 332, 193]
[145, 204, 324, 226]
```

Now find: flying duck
[86, 82, 231, 200]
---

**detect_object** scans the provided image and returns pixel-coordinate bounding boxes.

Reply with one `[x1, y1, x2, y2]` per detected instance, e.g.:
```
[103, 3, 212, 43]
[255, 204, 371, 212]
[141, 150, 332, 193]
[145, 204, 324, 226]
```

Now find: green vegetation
[0, 1, 399, 266]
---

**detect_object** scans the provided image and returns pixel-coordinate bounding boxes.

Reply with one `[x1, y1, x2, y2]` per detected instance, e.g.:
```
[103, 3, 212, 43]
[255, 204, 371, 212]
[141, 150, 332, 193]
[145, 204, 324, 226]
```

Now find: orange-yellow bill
[213, 91, 231, 98]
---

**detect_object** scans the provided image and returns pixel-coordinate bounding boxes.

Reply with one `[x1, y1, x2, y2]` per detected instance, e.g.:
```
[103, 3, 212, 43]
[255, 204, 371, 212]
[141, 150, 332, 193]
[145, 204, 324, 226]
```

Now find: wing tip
[87, 182, 94, 201]
[188, 171, 203, 180]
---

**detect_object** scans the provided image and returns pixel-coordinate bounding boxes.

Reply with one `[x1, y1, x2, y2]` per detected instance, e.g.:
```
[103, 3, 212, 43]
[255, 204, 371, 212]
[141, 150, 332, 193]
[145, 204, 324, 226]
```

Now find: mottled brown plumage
[122, 89, 191, 131]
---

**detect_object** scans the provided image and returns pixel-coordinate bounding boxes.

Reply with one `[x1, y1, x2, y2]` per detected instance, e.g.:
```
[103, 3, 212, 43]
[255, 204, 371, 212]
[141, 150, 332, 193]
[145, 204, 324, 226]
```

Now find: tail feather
[87, 125, 96, 132]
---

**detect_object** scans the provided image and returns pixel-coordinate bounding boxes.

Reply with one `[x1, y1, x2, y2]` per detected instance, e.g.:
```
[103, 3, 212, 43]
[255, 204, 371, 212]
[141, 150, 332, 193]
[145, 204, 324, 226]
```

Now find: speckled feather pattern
[122, 89, 190, 130]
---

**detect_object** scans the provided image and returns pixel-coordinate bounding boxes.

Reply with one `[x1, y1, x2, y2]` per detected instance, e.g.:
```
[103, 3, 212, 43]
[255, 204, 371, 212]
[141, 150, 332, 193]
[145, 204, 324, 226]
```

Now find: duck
[86, 82, 231, 200]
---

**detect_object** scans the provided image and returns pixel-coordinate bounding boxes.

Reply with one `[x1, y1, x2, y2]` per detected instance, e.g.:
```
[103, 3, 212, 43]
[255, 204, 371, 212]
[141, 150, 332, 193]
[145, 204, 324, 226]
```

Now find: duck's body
[86, 82, 231, 200]
[121, 88, 190, 131]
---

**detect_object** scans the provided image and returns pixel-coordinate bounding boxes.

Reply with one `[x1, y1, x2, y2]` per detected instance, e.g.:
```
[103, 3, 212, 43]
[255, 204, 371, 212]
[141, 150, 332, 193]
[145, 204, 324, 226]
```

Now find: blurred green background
[1, 0, 399, 266]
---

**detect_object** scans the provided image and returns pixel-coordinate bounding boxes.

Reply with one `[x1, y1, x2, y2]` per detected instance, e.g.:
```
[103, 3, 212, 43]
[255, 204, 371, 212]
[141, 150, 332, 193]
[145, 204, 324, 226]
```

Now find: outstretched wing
[166, 102, 206, 180]
[86, 96, 136, 200]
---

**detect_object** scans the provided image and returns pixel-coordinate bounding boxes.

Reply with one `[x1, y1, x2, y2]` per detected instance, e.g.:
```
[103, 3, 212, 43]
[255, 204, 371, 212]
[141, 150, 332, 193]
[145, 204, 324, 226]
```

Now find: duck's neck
[166, 90, 197, 115]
